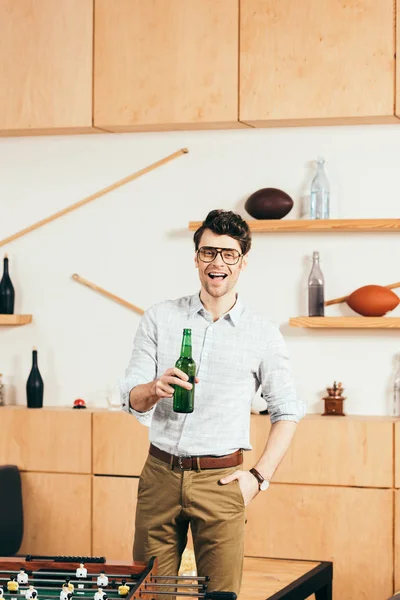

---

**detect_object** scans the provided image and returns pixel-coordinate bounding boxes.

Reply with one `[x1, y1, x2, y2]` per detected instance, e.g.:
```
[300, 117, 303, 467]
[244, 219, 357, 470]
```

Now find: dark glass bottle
[0, 254, 15, 314]
[173, 329, 195, 413]
[308, 251, 325, 316]
[26, 348, 44, 408]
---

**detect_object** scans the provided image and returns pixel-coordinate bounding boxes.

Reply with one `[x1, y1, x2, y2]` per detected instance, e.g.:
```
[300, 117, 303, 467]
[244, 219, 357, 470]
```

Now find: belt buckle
[178, 456, 192, 471]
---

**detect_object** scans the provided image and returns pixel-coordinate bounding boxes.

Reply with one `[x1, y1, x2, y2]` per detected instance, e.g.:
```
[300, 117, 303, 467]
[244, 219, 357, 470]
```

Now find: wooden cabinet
[240, 0, 395, 126]
[92, 476, 138, 561]
[19, 472, 91, 555]
[0, 0, 93, 135]
[0, 407, 92, 473]
[94, 0, 241, 131]
[244, 484, 393, 600]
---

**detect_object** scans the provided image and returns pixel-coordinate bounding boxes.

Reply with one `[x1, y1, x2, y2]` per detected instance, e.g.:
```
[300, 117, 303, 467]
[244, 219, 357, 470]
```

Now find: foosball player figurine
[96, 572, 108, 588]
[0, 585, 4, 598]
[65, 580, 74, 594]
[25, 586, 38, 600]
[94, 588, 107, 600]
[7, 578, 19, 593]
[60, 585, 73, 600]
[17, 569, 29, 585]
[76, 564, 87, 579]
[118, 581, 130, 597]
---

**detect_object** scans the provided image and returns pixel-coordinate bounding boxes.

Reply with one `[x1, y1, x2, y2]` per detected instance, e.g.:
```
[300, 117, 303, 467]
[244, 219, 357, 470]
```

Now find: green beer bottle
[173, 328, 196, 413]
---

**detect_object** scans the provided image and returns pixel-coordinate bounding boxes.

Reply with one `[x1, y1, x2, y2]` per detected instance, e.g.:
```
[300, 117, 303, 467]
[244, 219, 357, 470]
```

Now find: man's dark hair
[193, 209, 252, 255]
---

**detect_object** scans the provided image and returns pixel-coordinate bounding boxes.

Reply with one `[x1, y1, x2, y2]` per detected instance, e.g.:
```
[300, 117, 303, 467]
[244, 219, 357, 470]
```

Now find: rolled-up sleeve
[258, 323, 305, 424]
[120, 307, 158, 426]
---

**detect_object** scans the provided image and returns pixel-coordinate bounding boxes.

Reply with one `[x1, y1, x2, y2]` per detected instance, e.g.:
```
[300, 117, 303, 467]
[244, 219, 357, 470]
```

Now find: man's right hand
[152, 367, 200, 399]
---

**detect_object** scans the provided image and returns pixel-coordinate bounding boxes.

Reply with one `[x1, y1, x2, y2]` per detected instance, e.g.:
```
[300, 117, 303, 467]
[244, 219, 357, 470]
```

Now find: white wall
[1, 124, 399, 416]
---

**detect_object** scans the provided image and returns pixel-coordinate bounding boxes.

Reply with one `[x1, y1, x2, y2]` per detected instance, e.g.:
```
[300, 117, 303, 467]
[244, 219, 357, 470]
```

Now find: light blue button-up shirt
[120, 293, 305, 456]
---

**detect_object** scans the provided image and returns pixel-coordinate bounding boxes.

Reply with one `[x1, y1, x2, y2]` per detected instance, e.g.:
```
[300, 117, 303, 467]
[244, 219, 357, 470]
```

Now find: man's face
[194, 230, 247, 299]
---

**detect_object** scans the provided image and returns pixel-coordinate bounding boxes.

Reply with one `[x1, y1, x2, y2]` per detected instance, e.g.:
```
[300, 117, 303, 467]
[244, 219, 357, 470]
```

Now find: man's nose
[211, 252, 225, 266]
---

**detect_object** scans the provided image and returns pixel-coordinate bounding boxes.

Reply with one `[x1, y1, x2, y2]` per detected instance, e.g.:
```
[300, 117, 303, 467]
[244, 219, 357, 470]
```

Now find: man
[120, 209, 305, 596]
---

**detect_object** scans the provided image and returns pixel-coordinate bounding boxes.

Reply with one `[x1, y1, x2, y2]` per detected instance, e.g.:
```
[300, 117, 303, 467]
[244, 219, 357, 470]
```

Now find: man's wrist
[129, 381, 159, 412]
[249, 467, 270, 491]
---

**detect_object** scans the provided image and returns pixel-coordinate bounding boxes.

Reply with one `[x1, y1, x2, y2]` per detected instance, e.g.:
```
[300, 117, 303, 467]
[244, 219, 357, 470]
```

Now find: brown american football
[347, 285, 399, 316]
[244, 188, 294, 220]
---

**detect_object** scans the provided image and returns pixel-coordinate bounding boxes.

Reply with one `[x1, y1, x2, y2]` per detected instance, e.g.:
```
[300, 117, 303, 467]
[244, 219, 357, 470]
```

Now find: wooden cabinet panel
[92, 476, 138, 561]
[93, 411, 149, 476]
[19, 472, 91, 555]
[0, 407, 92, 473]
[395, 421, 400, 488]
[0, 0, 93, 134]
[240, 0, 395, 126]
[94, 0, 241, 131]
[244, 484, 393, 600]
[243, 415, 393, 487]
[395, 490, 400, 591]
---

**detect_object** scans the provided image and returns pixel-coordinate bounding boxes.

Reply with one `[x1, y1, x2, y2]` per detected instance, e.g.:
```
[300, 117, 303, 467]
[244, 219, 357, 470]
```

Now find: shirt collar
[189, 292, 243, 326]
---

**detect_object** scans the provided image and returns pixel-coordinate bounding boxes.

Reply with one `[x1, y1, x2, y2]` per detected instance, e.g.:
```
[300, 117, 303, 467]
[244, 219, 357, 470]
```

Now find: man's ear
[194, 252, 199, 269]
[240, 253, 249, 271]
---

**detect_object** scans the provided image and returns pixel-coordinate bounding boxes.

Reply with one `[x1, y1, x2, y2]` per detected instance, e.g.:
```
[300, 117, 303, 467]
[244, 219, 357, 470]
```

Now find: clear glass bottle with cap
[310, 157, 330, 219]
[308, 251, 325, 317]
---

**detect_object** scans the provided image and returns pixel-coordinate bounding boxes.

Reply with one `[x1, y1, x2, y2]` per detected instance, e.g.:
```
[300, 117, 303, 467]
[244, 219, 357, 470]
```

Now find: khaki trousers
[133, 453, 246, 596]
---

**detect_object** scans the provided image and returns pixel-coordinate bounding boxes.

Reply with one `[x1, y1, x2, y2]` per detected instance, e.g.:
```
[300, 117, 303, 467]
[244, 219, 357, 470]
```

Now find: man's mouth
[207, 272, 228, 280]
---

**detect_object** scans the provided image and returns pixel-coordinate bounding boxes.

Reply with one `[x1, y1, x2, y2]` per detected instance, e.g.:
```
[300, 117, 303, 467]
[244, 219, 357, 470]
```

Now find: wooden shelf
[188, 219, 400, 232]
[0, 315, 32, 326]
[289, 316, 400, 328]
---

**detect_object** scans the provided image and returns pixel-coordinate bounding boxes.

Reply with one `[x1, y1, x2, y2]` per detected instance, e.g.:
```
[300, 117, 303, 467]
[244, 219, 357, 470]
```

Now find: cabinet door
[395, 421, 400, 488]
[93, 411, 149, 476]
[94, 0, 240, 131]
[19, 473, 91, 555]
[92, 476, 138, 561]
[244, 415, 393, 488]
[0, 0, 93, 134]
[240, 0, 395, 126]
[0, 407, 92, 474]
[244, 484, 393, 600]
[396, 490, 400, 591]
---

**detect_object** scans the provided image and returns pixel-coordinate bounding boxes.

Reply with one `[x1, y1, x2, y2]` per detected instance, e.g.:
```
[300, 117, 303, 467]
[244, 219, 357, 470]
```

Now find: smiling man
[120, 209, 305, 597]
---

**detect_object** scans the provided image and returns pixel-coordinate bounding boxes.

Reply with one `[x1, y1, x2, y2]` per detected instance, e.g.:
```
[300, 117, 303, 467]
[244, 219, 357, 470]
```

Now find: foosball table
[0, 556, 234, 600]
[0, 556, 333, 600]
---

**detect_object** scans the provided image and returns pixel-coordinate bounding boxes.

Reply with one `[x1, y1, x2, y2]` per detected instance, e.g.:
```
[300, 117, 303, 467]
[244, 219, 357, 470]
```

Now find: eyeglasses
[197, 246, 242, 265]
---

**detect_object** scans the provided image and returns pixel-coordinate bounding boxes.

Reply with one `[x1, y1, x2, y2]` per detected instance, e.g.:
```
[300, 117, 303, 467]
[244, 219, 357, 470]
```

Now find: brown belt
[149, 443, 243, 471]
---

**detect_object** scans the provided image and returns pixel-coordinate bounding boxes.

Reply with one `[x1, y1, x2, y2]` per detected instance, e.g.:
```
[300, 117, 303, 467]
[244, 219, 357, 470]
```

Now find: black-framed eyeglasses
[197, 246, 243, 265]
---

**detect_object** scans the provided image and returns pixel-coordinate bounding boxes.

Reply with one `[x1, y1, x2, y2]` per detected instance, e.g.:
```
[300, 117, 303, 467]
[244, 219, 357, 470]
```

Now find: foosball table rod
[140, 590, 236, 599]
[150, 576, 209, 582]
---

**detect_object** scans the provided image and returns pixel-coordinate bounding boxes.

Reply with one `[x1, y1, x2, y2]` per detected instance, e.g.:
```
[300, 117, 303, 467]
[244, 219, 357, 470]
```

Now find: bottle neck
[32, 350, 38, 368]
[3, 258, 9, 276]
[312, 252, 320, 265]
[180, 332, 192, 358]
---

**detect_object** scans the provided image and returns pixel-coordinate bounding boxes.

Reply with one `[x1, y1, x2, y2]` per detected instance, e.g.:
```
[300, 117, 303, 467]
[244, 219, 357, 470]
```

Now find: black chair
[0, 465, 24, 555]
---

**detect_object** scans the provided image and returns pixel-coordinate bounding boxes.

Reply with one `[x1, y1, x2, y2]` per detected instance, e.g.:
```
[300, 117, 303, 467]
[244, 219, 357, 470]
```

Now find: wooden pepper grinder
[322, 381, 346, 416]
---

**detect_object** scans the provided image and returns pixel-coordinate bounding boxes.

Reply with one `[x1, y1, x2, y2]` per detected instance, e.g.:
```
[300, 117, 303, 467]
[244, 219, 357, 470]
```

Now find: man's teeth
[208, 273, 227, 279]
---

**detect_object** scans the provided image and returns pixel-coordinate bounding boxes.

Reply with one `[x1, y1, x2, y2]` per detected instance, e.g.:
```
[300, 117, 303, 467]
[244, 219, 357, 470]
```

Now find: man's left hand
[219, 470, 260, 506]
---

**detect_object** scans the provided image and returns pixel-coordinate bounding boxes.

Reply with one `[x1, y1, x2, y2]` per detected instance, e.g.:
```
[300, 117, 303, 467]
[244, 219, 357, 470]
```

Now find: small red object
[73, 398, 87, 409]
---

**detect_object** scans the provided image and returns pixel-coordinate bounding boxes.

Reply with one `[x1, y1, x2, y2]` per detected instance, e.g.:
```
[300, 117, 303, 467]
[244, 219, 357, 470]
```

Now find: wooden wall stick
[0, 148, 188, 248]
[325, 281, 400, 306]
[72, 274, 144, 315]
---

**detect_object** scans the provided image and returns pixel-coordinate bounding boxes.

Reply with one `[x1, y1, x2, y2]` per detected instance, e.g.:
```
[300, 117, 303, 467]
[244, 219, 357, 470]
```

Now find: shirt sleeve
[119, 306, 158, 426]
[258, 323, 305, 424]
